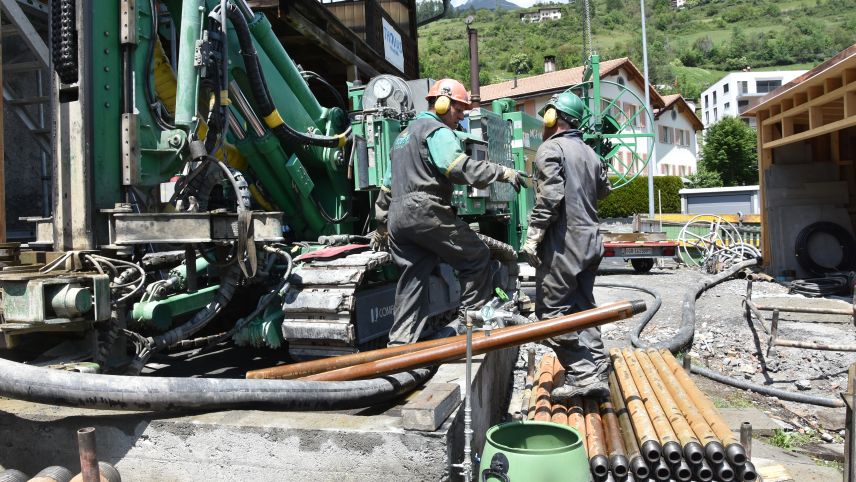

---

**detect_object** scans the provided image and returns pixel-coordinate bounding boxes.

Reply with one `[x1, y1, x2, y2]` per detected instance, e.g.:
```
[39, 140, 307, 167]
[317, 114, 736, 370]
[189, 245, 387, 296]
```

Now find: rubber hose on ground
[690, 365, 844, 408]
[632, 259, 758, 354]
[0, 355, 434, 411]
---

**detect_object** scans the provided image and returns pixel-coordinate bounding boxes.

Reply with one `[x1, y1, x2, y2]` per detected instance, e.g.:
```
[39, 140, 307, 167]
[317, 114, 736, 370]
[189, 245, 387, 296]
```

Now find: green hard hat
[539, 91, 585, 121]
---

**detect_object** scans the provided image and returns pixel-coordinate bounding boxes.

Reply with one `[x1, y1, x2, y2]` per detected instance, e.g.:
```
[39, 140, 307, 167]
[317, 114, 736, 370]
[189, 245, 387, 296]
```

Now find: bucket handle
[481, 453, 510, 482]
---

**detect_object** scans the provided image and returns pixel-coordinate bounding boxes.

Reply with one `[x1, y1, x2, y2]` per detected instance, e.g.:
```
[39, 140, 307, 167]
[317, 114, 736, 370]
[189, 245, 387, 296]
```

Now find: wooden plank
[763, 115, 856, 149]
[401, 383, 461, 431]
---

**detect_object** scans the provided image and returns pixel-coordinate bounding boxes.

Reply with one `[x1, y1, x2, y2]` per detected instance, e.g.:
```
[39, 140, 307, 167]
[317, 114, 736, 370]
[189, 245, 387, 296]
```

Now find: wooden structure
[249, 0, 419, 108]
[747, 44, 856, 276]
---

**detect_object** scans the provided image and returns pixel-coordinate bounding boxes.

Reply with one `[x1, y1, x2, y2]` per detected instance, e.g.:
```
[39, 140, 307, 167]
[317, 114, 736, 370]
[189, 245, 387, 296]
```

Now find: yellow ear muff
[543, 107, 558, 128]
[435, 95, 451, 115]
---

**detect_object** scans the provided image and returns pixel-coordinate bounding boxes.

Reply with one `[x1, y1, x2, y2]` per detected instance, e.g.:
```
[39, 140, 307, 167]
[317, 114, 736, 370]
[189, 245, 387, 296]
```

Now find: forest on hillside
[418, 0, 856, 99]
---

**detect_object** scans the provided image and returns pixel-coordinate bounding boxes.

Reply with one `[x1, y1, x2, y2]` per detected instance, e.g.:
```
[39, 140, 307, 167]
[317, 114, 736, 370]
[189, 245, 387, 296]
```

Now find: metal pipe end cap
[726, 442, 747, 466]
[662, 441, 683, 464]
[640, 439, 662, 463]
[705, 441, 726, 464]
[683, 441, 705, 465]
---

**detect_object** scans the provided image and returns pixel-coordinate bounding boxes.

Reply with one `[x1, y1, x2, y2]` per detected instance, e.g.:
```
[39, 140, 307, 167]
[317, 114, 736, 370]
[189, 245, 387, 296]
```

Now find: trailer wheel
[631, 258, 654, 273]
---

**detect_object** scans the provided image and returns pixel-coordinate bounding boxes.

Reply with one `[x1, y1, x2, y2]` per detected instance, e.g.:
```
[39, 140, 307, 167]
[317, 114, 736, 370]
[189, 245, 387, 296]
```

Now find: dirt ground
[512, 257, 855, 442]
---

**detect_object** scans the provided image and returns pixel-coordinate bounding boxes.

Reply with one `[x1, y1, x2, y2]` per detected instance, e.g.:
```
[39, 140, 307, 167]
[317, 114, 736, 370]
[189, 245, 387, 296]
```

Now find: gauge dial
[373, 77, 394, 99]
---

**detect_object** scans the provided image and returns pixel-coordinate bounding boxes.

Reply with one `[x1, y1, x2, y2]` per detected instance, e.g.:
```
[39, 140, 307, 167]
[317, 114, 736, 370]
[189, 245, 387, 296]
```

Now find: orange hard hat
[426, 78, 471, 108]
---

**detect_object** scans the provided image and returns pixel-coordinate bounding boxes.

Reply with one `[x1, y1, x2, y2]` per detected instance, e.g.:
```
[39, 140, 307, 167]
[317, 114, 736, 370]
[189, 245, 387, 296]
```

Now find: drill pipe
[551, 399, 568, 425]
[599, 399, 630, 480]
[646, 349, 726, 465]
[609, 373, 649, 480]
[652, 457, 671, 481]
[247, 330, 494, 379]
[518, 373, 534, 420]
[527, 364, 543, 421]
[534, 356, 556, 422]
[694, 458, 714, 482]
[567, 396, 588, 454]
[714, 460, 736, 481]
[671, 458, 693, 481]
[620, 348, 682, 465]
[584, 397, 610, 481]
[609, 349, 662, 464]
[635, 350, 705, 465]
[737, 460, 758, 481]
[304, 300, 645, 381]
[659, 349, 748, 466]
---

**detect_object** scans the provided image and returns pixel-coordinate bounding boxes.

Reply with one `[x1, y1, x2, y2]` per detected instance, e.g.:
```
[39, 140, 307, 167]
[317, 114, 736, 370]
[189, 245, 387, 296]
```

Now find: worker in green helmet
[520, 90, 612, 400]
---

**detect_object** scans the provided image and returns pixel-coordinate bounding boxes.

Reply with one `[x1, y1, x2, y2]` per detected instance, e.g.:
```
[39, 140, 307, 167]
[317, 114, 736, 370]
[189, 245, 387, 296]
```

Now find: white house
[519, 8, 562, 23]
[480, 57, 702, 177]
[699, 70, 807, 130]
[655, 94, 703, 177]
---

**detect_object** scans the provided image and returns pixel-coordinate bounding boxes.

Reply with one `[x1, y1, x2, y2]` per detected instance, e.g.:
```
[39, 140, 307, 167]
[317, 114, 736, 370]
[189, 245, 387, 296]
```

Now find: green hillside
[418, 0, 856, 100]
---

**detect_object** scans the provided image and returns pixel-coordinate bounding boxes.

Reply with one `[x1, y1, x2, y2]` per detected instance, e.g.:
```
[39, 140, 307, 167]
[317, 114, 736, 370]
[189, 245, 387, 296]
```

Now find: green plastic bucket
[479, 420, 589, 482]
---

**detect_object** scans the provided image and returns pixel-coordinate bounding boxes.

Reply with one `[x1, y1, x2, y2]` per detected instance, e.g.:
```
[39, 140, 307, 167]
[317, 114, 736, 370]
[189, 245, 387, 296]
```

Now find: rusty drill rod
[620, 348, 683, 465]
[551, 399, 568, 425]
[584, 397, 610, 481]
[635, 350, 705, 465]
[646, 349, 726, 465]
[247, 330, 493, 379]
[304, 300, 645, 381]
[659, 349, 748, 467]
[77, 427, 100, 482]
[534, 356, 556, 422]
[609, 349, 662, 464]
[527, 363, 544, 421]
[567, 396, 587, 454]
[599, 398, 630, 480]
[609, 372, 649, 480]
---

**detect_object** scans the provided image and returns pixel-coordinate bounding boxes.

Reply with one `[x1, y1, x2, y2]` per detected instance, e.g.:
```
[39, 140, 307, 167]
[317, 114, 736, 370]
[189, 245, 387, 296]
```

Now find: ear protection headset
[543, 107, 558, 128]
[435, 94, 451, 115]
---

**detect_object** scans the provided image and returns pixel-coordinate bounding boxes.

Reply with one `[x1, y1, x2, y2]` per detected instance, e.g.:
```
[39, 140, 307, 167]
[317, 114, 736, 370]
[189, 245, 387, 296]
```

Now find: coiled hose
[0, 354, 434, 411]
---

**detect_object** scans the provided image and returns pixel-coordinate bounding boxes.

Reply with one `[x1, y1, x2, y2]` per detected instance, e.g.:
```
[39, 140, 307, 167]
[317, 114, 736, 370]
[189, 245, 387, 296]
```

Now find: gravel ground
[509, 257, 856, 436]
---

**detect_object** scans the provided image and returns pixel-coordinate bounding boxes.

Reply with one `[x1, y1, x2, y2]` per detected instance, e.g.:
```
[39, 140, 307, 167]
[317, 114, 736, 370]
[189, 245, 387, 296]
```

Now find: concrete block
[719, 407, 782, 436]
[401, 383, 461, 431]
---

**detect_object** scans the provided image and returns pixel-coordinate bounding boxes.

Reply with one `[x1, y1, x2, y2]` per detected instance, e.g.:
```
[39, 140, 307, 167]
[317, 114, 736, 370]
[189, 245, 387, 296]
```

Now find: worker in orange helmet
[372, 78, 530, 346]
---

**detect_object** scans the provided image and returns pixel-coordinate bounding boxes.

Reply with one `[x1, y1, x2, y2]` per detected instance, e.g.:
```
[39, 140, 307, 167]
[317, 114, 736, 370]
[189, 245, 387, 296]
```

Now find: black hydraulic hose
[632, 259, 758, 354]
[301, 70, 347, 111]
[0, 355, 434, 411]
[222, 4, 350, 148]
[625, 258, 845, 407]
[689, 365, 844, 408]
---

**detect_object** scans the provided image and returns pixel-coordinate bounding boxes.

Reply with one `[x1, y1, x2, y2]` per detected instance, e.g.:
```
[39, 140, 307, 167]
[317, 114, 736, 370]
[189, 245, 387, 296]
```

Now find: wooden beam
[846, 91, 856, 118]
[809, 106, 824, 130]
[782, 117, 794, 137]
[762, 81, 856, 126]
[762, 115, 856, 149]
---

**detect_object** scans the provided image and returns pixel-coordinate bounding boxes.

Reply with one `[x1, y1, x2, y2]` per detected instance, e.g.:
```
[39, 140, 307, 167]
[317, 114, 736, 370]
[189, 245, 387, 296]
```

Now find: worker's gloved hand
[370, 223, 389, 252]
[519, 226, 545, 268]
[501, 167, 531, 192]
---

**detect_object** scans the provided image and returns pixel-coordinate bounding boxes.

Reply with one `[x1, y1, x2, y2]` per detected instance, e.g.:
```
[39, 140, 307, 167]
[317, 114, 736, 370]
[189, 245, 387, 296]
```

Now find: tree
[701, 117, 758, 186]
[507, 53, 533, 74]
[686, 162, 722, 188]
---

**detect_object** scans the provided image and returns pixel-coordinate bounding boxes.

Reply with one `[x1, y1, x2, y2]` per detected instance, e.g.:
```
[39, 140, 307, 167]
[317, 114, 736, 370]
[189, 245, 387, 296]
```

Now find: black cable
[301, 70, 347, 111]
[145, 0, 175, 131]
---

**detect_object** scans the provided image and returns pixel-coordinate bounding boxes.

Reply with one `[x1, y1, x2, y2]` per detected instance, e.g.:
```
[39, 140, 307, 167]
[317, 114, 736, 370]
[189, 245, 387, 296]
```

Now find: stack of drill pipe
[584, 397, 610, 481]
[609, 372, 650, 481]
[533, 355, 556, 422]
[619, 348, 680, 481]
[658, 349, 753, 481]
[609, 349, 663, 465]
[635, 350, 699, 482]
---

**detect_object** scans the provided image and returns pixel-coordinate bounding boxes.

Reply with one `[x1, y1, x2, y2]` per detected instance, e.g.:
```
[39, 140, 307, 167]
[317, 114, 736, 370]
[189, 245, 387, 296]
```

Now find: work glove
[519, 226, 545, 269]
[501, 167, 531, 193]
[369, 223, 389, 252]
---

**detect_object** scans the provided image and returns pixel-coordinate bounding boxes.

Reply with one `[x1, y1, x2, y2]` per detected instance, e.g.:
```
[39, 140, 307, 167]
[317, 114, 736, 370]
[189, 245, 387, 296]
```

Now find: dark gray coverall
[530, 129, 612, 386]
[379, 114, 507, 346]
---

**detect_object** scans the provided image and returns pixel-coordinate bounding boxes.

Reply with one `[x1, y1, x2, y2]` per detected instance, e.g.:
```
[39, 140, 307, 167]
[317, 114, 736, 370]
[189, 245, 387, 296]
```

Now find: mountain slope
[419, 0, 854, 100]
[456, 0, 520, 10]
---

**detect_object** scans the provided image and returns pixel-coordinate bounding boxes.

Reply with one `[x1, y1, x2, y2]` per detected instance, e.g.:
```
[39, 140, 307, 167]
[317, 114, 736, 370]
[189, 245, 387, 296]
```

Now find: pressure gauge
[373, 77, 394, 100]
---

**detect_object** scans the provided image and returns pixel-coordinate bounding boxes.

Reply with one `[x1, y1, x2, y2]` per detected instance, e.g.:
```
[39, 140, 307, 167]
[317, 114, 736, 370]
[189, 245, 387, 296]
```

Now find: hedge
[597, 176, 683, 218]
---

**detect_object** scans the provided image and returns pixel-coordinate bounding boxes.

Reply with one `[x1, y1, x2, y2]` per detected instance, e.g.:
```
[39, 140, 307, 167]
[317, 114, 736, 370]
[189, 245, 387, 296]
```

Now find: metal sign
[382, 18, 405, 72]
